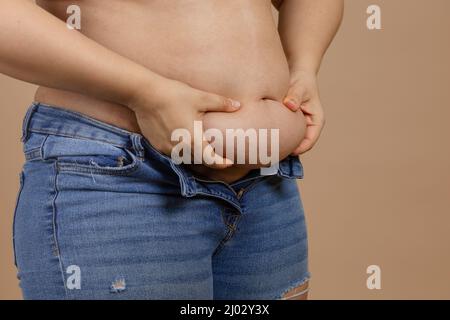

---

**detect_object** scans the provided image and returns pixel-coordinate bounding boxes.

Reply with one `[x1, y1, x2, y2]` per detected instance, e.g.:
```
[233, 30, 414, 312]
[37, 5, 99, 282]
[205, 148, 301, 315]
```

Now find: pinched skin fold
[35, 0, 306, 182]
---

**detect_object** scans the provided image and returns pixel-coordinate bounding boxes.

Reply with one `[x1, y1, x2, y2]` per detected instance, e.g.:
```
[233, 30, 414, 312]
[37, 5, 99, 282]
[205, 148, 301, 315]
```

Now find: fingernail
[285, 98, 299, 110]
[227, 98, 241, 109]
[231, 99, 241, 109]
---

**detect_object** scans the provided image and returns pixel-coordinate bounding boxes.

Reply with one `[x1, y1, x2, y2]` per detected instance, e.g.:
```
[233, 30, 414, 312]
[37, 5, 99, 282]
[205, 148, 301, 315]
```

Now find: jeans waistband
[22, 102, 142, 151]
[22, 102, 304, 208]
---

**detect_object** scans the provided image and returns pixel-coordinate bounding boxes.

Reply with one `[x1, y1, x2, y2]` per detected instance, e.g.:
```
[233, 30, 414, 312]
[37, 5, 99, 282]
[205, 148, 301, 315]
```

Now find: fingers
[199, 139, 234, 169]
[170, 135, 233, 169]
[198, 93, 241, 113]
[291, 124, 321, 155]
[184, 115, 234, 169]
[283, 84, 308, 112]
[291, 101, 325, 155]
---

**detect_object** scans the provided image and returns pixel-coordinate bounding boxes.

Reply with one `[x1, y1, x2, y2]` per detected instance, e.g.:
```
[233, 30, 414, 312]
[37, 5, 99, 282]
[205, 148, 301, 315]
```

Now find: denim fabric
[13, 102, 310, 300]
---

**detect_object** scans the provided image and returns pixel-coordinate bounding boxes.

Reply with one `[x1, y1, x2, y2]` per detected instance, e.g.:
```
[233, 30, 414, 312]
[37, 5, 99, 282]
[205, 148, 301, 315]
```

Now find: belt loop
[277, 155, 304, 179]
[21, 103, 39, 143]
[171, 165, 197, 197]
[130, 133, 145, 159]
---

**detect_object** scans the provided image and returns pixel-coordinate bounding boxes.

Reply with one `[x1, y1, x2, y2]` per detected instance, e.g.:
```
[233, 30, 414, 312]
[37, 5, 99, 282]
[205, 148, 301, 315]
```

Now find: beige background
[1, 0, 449, 299]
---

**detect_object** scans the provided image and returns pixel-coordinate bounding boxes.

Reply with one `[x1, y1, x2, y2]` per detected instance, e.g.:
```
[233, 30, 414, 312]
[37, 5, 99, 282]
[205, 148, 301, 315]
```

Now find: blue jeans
[13, 102, 310, 299]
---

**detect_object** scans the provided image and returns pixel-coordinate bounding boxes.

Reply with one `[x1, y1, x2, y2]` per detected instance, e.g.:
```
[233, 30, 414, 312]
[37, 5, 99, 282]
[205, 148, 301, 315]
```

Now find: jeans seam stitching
[213, 212, 241, 256]
[12, 171, 25, 267]
[195, 191, 241, 213]
[39, 134, 49, 160]
[56, 161, 140, 176]
[24, 146, 40, 154]
[239, 177, 266, 198]
[28, 129, 130, 149]
[52, 161, 69, 298]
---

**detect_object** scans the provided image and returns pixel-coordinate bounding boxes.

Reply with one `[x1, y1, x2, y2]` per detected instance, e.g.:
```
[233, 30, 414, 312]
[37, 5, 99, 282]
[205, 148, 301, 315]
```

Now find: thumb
[201, 139, 234, 169]
[200, 94, 241, 113]
[283, 85, 307, 112]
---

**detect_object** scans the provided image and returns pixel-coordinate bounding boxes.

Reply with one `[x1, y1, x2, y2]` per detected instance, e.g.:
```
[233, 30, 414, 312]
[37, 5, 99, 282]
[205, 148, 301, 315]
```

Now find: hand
[282, 70, 326, 155]
[129, 78, 241, 169]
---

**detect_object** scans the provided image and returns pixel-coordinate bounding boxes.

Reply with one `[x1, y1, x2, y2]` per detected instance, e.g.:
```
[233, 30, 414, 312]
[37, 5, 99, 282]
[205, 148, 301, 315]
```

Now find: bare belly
[35, 0, 306, 182]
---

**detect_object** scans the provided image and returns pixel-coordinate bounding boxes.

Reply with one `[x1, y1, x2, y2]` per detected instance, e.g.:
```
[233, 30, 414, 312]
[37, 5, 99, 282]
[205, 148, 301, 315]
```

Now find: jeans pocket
[12, 170, 25, 267]
[43, 135, 141, 176]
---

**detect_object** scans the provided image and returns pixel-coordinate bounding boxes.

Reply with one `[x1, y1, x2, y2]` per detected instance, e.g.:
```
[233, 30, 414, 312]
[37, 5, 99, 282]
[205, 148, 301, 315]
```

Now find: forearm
[0, 0, 166, 108]
[277, 0, 344, 75]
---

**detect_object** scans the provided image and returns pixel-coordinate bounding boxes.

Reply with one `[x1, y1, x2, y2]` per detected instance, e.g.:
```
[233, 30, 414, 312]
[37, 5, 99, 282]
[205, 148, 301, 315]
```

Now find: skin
[0, 0, 343, 298]
[0, 0, 343, 179]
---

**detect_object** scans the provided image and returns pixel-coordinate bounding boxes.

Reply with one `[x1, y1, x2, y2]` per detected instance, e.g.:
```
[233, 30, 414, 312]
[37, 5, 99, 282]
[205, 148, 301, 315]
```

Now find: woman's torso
[34, 0, 290, 133]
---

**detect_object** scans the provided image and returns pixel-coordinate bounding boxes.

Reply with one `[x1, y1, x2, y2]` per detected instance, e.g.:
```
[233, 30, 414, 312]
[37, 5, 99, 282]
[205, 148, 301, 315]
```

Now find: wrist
[289, 59, 321, 77]
[127, 68, 171, 113]
[289, 68, 318, 85]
